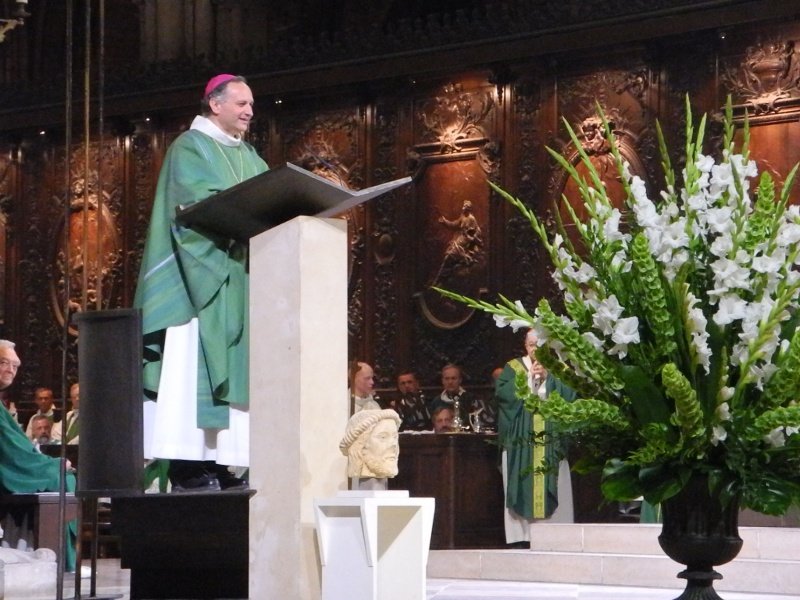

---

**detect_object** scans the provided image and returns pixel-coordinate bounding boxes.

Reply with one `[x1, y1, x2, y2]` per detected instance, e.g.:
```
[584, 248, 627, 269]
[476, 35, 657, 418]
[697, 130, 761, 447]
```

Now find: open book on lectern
[175, 162, 412, 243]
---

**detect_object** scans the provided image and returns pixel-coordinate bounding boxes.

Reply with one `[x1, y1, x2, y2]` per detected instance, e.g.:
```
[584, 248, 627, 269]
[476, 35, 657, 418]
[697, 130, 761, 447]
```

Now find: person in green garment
[495, 328, 576, 546]
[0, 340, 77, 570]
[134, 74, 268, 492]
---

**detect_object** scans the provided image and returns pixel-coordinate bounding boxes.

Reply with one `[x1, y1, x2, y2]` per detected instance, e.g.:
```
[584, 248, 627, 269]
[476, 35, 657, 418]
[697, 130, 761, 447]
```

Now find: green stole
[507, 360, 547, 518]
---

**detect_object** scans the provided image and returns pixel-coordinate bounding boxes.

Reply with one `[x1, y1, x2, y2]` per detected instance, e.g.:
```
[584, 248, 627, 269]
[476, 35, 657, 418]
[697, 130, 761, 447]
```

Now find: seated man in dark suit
[395, 371, 431, 431]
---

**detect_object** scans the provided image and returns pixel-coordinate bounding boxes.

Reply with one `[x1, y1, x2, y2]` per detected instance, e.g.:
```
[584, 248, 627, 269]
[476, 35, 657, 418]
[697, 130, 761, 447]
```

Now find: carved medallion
[415, 83, 495, 153]
[722, 38, 800, 113]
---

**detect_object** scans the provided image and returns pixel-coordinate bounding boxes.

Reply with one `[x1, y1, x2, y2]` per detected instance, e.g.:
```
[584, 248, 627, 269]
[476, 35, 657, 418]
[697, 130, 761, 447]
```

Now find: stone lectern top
[175, 162, 412, 242]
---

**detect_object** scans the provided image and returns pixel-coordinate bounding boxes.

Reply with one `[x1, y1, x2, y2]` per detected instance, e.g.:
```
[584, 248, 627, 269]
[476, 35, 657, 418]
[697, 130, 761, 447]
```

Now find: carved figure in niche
[723, 39, 799, 112]
[52, 171, 121, 325]
[339, 409, 401, 478]
[432, 199, 484, 285]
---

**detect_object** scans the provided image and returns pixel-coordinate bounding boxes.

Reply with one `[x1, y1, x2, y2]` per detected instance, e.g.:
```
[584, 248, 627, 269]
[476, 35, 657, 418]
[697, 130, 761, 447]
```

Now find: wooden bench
[0, 493, 78, 560]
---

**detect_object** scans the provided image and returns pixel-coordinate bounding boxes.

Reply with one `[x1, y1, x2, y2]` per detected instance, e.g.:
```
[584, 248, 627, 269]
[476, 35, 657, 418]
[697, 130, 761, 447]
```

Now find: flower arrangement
[437, 97, 800, 514]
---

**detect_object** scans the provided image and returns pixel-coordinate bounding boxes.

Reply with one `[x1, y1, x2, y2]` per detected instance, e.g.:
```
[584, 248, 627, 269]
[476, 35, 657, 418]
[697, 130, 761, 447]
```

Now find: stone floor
[45, 559, 800, 600]
[426, 580, 800, 599]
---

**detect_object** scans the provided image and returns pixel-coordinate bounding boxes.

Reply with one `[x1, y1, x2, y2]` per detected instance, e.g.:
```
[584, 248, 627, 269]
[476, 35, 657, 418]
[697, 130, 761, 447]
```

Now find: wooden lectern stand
[178, 164, 411, 600]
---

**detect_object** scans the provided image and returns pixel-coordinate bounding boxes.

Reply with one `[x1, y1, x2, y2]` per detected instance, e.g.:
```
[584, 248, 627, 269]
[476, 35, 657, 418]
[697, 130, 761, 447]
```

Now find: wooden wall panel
[1, 10, 800, 424]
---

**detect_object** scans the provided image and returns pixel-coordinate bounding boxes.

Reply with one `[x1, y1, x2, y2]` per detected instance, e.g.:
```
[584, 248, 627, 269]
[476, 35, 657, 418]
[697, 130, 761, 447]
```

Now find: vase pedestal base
[673, 568, 724, 600]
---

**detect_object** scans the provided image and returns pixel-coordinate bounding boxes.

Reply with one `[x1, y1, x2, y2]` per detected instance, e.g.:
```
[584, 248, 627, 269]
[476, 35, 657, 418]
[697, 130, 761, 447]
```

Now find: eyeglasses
[0, 358, 20, 371]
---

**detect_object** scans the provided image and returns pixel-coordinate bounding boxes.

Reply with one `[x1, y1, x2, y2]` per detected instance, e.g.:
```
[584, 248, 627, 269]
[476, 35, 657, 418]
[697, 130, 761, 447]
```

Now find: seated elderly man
[429, 363, 475, 429]
[30, 414, 53, 449]
[0, 340, 77, 571]
[339, 409, 401, 479]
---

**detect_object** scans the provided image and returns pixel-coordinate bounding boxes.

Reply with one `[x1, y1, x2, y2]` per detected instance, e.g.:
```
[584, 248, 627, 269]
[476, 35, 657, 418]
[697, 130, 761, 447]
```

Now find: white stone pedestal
[315, 491, 435, 600]
[249, 216, 350, 600]
[0, 547, 57, 598]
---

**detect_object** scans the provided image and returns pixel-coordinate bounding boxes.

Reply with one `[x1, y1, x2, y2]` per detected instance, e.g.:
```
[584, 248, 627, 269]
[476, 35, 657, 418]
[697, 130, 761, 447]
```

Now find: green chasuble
[495, 358, 576, 520]
[0, 405, 77, 570]
[134, 126, 268, 429]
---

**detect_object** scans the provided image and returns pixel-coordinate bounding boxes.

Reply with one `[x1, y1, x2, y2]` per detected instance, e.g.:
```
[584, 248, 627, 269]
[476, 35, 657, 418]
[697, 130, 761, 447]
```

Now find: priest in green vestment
[0, 340, 77, 570]
[134, 74, 268, 491]
[495, 328, 576, 544]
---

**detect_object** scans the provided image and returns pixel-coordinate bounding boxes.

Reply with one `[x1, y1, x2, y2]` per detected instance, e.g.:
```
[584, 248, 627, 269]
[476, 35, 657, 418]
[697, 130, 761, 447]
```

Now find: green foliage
[434, 96, 800, 515]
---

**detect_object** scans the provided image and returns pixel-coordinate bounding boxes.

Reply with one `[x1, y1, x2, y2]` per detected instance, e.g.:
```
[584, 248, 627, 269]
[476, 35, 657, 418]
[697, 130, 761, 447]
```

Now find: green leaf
[639, 464, 690, 504]
[601, 460, 643, 501]
[571, 453, 605, 474]
[619, 365, 672, 425]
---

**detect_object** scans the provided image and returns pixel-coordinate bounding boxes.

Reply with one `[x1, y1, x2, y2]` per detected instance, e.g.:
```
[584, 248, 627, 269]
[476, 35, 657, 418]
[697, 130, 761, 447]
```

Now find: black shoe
[171, 472, 221, 493]
[169, 460, 221, 493]
[212, 464, 249, 491]
[507, 541, 530, 549]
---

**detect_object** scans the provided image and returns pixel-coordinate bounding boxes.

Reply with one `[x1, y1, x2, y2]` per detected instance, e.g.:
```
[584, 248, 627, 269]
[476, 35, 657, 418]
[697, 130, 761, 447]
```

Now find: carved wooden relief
[49, 148, 123, 334]
[283, 109, 364, 190]
[550, 65, 657, 254]
[552, 114, 646, 248]
[51, 174, 121, 332]
[280, 108, 367, 339]
[0, 149, 11, 328]
[508, 78, 549, 311]
[371, 101, 403, 384]
[722, 37, 800, 114]
[719, 32, 800, 205]
[127, 127, 159, 291]
[414, 160, 489, 330]
[411, 83, 497, 330]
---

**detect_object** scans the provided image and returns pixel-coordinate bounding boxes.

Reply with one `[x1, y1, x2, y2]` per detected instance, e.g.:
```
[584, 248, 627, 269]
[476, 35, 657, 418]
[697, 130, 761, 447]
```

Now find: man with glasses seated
[0, 339, 77, 571]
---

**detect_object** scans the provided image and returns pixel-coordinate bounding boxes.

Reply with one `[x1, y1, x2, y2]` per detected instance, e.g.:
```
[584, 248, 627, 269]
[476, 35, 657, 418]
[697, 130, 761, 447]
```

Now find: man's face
[34, 389, 54, 412]
[361, 419, 399, 477]
[32, 417, 51, 441]
[441, 367, 461, 393]
[0, 347, 20, 390]
[524, 330, 538, 357]
[433, 408, 454, 433]
[397, 373, 419, 395]
[353, 363, 375, 397]
[210, 81, 254, 137]
[69, 384, 80, 410]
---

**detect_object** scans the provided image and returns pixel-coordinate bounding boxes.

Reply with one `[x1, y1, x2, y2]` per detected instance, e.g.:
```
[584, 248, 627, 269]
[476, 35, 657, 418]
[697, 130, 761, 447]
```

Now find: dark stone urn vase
[658, 475, 743, 600]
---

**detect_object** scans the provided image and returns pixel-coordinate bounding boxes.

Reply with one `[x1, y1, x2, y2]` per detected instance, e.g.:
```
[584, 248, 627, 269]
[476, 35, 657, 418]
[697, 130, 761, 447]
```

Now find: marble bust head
[339, 409, 401, 478]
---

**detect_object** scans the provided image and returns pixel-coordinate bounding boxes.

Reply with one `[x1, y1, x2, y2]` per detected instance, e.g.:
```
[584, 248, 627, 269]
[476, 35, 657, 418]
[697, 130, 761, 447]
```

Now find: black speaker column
[73, 308, 144, 497]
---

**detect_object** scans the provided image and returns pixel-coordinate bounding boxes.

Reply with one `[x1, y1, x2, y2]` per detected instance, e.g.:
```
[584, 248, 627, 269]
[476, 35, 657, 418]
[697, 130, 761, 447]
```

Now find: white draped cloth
[143, 318, 250, 466]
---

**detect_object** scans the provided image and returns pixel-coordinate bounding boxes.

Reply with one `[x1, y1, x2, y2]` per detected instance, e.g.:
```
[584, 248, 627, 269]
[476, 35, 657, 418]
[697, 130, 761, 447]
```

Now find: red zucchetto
[204, 74, 237, 98]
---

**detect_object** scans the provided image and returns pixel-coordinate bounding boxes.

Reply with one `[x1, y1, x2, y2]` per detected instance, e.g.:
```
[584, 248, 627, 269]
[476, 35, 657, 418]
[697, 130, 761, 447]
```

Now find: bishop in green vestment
[495, 329, 576, 542]
[134, 75, 268, 478]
